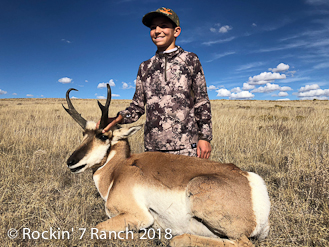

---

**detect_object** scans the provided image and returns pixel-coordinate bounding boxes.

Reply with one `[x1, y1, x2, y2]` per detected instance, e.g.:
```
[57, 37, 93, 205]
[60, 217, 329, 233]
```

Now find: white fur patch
[97, 150, 117, 172]
[86, 121, 96, 130]
[247, 172, 271, 239]
[93, 150, 117, 201]
[132, 186, 217, 237]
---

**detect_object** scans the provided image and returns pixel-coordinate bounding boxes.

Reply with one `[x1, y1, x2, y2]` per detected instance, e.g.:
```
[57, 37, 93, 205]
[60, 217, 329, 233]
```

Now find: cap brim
[142, 12, 169, 27]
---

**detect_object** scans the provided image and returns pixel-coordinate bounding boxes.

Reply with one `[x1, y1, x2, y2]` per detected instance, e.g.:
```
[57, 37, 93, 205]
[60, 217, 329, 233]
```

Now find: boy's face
[150, 17, 181, 52]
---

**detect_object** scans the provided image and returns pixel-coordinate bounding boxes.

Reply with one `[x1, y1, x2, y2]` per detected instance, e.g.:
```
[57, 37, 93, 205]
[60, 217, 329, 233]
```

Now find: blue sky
[1, 0, 329, 100]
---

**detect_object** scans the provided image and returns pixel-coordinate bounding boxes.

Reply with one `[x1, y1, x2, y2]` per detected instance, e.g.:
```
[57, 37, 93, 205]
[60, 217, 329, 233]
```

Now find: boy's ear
[174, 27, 181, 38]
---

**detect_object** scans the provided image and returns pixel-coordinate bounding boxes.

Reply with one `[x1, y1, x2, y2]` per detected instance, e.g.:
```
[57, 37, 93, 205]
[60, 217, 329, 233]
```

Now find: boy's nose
[155, 26, 161, 33]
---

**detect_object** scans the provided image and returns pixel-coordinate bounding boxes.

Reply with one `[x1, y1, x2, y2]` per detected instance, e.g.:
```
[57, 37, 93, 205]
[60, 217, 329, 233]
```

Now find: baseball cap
[142, 7, 180, 27]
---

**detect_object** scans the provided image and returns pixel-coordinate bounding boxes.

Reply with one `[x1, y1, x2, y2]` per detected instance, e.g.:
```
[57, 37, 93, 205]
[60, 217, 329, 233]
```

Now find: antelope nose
[67, 158, 75, 167]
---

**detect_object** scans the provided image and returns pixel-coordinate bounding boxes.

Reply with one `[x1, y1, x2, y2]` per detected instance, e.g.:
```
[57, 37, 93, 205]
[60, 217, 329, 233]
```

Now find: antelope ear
[113, 125, 143, 139]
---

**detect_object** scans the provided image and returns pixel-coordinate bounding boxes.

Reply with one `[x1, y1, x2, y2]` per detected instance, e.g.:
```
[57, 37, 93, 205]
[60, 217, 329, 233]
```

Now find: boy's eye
[150, 24, 169, 30]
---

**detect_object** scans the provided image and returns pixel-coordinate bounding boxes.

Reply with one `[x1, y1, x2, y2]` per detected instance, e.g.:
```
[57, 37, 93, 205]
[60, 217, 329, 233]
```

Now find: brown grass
[0, 98, 328, 246]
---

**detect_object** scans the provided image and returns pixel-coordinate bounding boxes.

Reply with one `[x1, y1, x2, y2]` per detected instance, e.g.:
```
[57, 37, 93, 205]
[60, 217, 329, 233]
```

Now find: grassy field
[0, 98, 328, 246]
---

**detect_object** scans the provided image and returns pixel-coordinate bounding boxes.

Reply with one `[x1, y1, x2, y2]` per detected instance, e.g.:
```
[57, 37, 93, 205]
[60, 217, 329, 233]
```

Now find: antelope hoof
[95, 221, 107, 232]
[169, 234, 191, 247]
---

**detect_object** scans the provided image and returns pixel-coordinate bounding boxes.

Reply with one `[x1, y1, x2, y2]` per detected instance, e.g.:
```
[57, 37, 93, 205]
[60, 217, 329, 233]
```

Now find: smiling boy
[101, 7, 212, 159]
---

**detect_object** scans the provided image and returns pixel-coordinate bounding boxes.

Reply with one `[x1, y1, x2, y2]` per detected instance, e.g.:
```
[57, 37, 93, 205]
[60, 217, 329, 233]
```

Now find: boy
[100, 7, 212, 159]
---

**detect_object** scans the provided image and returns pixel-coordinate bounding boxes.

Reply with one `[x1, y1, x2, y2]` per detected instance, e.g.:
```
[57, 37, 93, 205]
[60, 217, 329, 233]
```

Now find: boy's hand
[197, 140, 211, 159]
[96, 115, 123, 133]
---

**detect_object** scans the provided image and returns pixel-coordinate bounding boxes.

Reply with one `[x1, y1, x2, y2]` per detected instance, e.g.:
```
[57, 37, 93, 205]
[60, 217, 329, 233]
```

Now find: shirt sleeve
[191, 55, 213, 142]
[119, 64, 146, 124]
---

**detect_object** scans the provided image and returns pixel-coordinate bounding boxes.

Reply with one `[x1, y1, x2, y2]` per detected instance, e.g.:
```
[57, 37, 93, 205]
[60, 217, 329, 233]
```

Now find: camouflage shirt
[119, 47, 212, 151]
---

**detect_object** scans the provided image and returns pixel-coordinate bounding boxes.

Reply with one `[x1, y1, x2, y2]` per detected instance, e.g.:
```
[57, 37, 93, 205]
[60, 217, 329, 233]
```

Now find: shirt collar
[156, 46, 182, 58]
[161, 47, 178, 54]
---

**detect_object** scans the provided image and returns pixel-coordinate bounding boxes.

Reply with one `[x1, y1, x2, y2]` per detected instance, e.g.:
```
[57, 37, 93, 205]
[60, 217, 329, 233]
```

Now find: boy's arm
[119, 65, 146, 124]
[191, 55, 213, 144]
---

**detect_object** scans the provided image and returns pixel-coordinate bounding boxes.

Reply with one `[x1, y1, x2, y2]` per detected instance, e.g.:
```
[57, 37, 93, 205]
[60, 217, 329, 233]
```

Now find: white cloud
[58, 77, 72, 84]
[112, 94, 120, 97]
[236, 62, 263, 71]
[301, 96, 328, 100]
[256, 40, 308, 53]
[313, 62, 329, 69]
[242, 83, 255, 90]
[277, 98, 291, 101]
[216, 88, 231, 97]
[122, 82, 129, 89]
[12, 93, 17, 95]
[108, 79, 115, 87]
[85, 80, 88, 83]
[26, 94, 33, 97]
[0, 89, 7, 95]
[273, 92, 289, 97]
[202, 37, 235, 46]
[206, 51, 236, 62]
[97, 83, 107, 89]
[97, 96, 106, 99]
[97, 80, 115, 89]
[252, 23, 257, 27]
[281, 76, 310, 83]
[280, 86, 293, 91]
[215, 87, 254, 99]
[296, 84, 329, 99]
[305, 0, 329, 5]
[230, 91, 254, 100]
[231, 87, 242, 93]
[269, 63, 290, 72]
[248, 72, 286, 85]
[122, 82, 134, 90]
[61, 39, 71, 44]
[251, 83, 281, 93]
[209, 23, 232, 33]
[287, 71, 296, 76]
[297, 89, 329, 98]
[299, 84, 320, 92]
[207, 85, 218, 91]
[219, 25, 232, 33]
[278, 92, 288, 97]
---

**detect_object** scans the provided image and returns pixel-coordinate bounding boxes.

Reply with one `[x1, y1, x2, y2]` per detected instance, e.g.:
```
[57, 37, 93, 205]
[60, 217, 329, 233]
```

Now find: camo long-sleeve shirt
[119, 47, 212, 151]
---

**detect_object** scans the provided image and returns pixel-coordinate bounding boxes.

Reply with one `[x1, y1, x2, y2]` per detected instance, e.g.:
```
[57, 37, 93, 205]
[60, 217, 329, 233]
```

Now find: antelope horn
[97, 84, 112, 130]
[62, 88, 87, 129]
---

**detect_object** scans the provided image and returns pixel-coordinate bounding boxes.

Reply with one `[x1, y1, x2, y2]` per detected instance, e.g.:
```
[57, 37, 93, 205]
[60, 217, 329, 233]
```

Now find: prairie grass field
[0, 98, 328, 246]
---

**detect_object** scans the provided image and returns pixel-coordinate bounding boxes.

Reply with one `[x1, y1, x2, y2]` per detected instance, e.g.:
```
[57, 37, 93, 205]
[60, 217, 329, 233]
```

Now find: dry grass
[0, 98, 328, 246]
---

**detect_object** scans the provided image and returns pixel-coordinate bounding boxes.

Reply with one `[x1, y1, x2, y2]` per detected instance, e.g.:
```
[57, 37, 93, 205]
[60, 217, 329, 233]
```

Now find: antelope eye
[99, 135, 109, 141]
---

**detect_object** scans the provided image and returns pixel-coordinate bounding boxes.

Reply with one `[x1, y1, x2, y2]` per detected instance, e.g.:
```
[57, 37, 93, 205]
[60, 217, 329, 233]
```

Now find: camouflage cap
[142, 7, 180, 28]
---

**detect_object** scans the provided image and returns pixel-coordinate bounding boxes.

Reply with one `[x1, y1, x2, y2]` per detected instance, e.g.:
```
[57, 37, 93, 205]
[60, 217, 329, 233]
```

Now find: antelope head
[63, 84, 117, 173]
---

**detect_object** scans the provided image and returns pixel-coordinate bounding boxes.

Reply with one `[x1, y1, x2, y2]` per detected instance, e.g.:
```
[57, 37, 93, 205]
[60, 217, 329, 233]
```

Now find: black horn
[62, 88, 87, 129]
[97, 84, 112, 129]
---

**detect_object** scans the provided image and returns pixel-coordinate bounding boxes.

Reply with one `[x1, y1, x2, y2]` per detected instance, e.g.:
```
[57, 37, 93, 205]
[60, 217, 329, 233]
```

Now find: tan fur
[66, 125, 270, 247]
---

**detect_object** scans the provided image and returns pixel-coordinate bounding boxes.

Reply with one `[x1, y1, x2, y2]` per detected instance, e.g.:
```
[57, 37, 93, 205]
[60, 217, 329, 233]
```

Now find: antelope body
[63, 85, 270, 246]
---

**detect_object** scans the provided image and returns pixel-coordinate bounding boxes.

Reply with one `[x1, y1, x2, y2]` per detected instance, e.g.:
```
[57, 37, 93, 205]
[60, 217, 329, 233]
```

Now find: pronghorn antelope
[63, 85, 270, 247]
